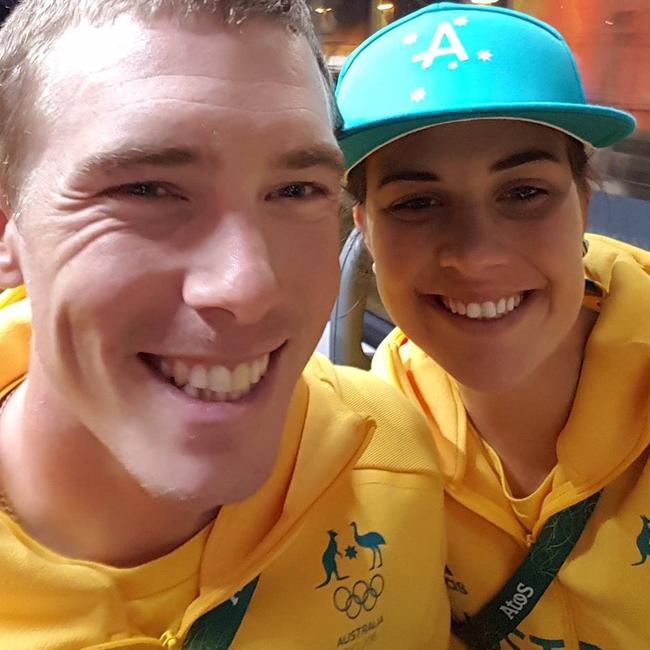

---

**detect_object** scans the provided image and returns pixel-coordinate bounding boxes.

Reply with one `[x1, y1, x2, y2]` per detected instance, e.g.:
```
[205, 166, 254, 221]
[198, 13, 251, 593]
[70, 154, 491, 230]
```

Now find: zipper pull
[161, 630, 179, 648]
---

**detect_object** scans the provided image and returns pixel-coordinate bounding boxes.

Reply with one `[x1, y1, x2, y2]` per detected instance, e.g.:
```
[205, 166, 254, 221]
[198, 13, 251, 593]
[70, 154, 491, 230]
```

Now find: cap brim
[339, 103, 636, 172]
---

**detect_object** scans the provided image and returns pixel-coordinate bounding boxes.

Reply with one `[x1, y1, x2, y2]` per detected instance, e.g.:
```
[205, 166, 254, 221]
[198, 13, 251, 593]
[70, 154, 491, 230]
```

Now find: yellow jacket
[373, 235, 650, 649]
[0, 287, 449, 649]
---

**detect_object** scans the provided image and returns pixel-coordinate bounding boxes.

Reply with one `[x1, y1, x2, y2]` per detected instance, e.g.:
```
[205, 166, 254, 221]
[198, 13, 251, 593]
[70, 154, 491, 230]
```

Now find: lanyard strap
[452, 490, 602, 650]
[182, 577, 259, 650]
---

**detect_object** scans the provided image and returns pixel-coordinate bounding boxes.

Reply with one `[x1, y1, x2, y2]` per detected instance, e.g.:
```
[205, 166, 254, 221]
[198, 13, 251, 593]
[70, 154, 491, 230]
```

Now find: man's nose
[182, 215, 283, 325]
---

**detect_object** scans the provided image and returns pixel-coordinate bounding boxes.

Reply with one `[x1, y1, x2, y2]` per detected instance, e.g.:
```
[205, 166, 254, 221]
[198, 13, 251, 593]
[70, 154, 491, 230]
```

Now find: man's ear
[0, 192, 25, 288]
[352, 203, 374, 258]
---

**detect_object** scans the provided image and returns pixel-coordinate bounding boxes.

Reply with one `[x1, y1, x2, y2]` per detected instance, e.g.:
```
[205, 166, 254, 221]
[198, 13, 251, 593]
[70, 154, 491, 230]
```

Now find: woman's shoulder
[586, 234, 650, 287]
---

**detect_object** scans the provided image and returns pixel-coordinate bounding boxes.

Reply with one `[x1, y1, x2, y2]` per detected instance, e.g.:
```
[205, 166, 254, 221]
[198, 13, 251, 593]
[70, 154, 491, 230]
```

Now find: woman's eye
[269, 183, 327, 200]
[507, 186, 547, 202]
[391, 196, 441, 211]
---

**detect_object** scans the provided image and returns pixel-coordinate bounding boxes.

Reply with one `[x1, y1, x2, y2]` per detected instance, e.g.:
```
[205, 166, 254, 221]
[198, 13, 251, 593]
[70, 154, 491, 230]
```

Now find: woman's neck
[459, 307, 598, 498]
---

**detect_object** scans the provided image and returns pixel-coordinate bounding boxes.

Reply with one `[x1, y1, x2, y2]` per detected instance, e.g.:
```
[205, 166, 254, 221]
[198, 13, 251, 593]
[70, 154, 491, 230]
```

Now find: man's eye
[269, 183, 327, 200]
[113, 182, 180, 199]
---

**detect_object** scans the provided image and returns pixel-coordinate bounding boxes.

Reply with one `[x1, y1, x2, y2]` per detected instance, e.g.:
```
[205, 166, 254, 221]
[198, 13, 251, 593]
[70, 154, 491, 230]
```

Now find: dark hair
[565, 136, 593, 195]
[0, 1, 19, 26]
[346, 160, 368, 205]
[345, 132, 594, 205]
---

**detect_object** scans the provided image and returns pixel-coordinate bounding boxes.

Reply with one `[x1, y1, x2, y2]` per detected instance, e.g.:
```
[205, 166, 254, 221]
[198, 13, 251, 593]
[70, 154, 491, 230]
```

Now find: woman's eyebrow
[377, 170, 440, 189]
[491, 148, 560, 172]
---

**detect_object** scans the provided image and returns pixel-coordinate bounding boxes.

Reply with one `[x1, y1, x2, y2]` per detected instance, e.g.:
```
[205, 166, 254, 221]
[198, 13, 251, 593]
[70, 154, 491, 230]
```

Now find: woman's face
[356, 120, 590, 393]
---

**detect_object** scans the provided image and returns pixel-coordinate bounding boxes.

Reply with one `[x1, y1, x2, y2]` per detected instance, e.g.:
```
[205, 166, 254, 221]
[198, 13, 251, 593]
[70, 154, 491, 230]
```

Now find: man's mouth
[438, 291, 528, 320]
[141, 353, 271, 403]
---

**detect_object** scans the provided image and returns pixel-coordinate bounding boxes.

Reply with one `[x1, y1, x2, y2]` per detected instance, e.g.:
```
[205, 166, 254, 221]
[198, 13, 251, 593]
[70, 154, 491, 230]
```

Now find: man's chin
[122, 444, 279, 508]
[102, 345, 304, 505]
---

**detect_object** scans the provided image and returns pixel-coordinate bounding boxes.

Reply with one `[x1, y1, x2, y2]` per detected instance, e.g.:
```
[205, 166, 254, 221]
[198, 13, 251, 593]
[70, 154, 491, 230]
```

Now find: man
[0, 1, 448, 647]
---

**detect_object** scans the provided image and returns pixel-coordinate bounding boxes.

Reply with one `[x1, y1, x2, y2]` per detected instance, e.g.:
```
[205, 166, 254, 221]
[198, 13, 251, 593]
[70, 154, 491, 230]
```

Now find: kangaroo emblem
[632, 515, 650, 566]
[316, 530, 349, 588]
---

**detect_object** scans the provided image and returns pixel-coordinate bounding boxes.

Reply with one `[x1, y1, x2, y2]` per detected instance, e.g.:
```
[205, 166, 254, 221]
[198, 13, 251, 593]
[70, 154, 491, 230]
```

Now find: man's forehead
[22, 11, 337, 193]
[40, 14, 145, 92]
[43, 13, 320, 90]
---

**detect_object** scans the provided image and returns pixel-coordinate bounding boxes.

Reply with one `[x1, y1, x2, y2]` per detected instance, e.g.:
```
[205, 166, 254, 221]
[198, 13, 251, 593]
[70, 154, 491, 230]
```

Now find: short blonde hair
[0, 0, 334, 208]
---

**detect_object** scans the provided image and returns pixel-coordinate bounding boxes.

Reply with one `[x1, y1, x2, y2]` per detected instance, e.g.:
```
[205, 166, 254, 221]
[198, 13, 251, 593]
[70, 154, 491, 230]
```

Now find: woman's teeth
[157, 354, 270, 402]
[441, 293, 524, 320]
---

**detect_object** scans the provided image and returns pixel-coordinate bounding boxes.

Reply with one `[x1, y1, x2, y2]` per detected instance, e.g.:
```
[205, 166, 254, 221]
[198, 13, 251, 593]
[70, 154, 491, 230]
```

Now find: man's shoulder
[303, 352, 420, 418]
[304, 354, 441, 476]
[0, 288, 30, 398]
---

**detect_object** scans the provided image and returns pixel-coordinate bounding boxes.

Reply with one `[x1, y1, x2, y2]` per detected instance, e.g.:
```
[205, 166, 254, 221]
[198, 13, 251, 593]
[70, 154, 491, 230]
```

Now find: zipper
[160, 630, 180, 649]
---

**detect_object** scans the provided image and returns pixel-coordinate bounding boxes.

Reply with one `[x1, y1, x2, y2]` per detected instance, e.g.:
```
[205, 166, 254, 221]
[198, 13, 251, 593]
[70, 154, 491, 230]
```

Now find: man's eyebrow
[491, 149, 560, 172]
[76, 146, 202, 177]
[274, 145, 345, 174]
[377, 170, 440, 189]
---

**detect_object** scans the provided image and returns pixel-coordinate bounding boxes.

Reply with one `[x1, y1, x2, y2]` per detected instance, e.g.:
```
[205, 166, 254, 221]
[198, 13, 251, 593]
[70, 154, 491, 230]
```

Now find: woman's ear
[0, 194, 25, 288]
[352, 203, 374, 258]
[579, 181, 593, 232]
[352, 203, 365, 231]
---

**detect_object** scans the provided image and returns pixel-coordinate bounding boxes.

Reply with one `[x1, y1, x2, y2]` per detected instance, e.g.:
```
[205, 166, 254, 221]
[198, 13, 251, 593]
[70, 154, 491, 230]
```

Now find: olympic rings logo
[333, 574, 385, 619]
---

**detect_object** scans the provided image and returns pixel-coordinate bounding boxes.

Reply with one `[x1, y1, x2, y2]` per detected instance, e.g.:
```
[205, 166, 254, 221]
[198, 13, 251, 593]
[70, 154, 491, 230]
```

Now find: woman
[336, 3, 647, 649]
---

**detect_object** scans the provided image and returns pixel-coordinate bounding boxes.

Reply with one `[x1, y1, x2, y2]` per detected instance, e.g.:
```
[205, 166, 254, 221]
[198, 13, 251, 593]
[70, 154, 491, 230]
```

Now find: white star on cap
[477, 49, 493, 62]
[448, 61, 459, 70]
[403, 32, 418, 46]
[453, 16, 468, 26]
[411, 88, 426, 103]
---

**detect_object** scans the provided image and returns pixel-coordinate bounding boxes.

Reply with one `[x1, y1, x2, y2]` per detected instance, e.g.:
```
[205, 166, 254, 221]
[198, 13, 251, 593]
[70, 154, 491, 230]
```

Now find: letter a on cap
[412, 22, 468, 69]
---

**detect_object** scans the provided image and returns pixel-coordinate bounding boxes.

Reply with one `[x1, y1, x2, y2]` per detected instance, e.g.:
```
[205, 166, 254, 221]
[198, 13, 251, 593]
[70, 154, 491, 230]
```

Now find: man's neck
[459, 307, 598, 498]
[0, 378, 217, 568]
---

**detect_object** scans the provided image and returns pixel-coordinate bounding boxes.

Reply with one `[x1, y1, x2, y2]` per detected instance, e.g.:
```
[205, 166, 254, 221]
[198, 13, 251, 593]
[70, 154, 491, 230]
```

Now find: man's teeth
[158, 354, 270, 402]
[441, 293, 524, 320]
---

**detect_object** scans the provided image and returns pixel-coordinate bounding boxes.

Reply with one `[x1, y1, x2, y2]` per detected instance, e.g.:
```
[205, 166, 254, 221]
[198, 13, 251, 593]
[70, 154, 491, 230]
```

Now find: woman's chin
[441, 356, 534, 396]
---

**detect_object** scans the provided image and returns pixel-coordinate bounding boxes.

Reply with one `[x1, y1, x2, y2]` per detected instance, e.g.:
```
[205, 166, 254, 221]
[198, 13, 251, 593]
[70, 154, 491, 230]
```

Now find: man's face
[8, 16, 342, 505]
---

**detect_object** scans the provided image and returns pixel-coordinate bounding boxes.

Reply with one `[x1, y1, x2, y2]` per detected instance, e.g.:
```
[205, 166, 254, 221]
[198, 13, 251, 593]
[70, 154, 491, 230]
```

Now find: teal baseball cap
[336, 2, 636, 172]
